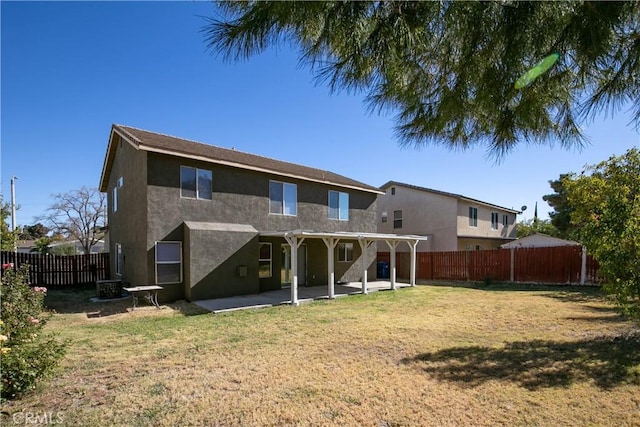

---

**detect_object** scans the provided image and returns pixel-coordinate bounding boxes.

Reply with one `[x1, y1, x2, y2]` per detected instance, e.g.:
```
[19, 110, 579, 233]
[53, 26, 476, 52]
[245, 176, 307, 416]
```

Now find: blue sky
[2, 1, 638, 228]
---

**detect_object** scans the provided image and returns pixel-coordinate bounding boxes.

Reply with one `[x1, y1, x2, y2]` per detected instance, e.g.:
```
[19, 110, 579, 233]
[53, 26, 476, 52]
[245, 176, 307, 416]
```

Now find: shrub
[0, 264, 66, 400]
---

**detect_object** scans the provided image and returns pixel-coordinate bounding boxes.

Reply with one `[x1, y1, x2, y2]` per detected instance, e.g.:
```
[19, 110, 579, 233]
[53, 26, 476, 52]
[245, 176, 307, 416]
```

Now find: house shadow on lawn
[44, 287, 130, 317]
[44, 287, 209, 318]
[400, 331, 640, 390]
[425, 280, 603, 295]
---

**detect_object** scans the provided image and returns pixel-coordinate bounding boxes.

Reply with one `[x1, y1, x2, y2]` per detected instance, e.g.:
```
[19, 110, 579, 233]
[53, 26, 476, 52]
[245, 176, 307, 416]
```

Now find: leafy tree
[0, 198, 17, 252]
[543, 174, 576, 239]
[49, 243, 77, 256]
[30, 237, 52, 254]
[19, 223, 50, 241]
[40, 187, 106, 255]
[565, 148, 640, 320]
[516, 218, 559, 238]
[204, 1, 639, 156]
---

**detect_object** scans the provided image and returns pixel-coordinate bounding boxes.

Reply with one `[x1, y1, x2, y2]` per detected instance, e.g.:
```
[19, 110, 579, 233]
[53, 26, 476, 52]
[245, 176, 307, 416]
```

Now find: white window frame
[259, 242, 272, 278]
[491, 212, 499, 230]
[502, 214, 509, 228]
[269, 180, 297, 216]
[328, 190, 349, 221]
[469, 207, 478, 227]
[337, 242, 354, 262]
[155, 241, 182, 285]
[180, 166, 212, 200]
[115, 243, 122, 276]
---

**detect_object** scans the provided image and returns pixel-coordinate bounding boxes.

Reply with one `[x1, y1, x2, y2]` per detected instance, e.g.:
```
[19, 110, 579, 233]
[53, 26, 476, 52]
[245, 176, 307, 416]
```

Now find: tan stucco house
[377, 181, 520, 252]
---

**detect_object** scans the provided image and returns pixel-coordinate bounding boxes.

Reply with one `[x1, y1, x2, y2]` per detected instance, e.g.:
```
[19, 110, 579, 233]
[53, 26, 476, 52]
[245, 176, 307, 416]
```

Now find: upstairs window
[328, 191, 349, 220]
[469, 207, 478, 227]
[269, 181, 297, 216]
[181, 166, 212, 200]
[491, 212, 499, 230]
[502, 214, 509, 227]
[393, 210, 403, 229]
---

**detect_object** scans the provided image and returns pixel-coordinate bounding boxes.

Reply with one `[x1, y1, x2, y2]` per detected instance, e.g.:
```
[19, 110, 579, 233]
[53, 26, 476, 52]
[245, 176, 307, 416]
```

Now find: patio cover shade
[260, 230, 428, 305]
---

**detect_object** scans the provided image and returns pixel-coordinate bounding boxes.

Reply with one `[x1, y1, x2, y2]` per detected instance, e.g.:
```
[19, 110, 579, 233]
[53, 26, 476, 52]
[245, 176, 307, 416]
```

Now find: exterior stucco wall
[377, 184, 457, 251]
[456, 237, 510, 251]
[105, 135, 148, 286]
[146, 153, 377, 235]
[138, 152, 378, 300]
[456, 201, 517, 245]
[377, 183, 518, 253]
[184, 223, 259, 301]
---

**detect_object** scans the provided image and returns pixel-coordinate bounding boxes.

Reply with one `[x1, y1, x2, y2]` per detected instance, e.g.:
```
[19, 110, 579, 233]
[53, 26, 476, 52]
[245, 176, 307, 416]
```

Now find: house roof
[500, 233, 580, 248]
[100, 124, 384, 195]
[379, 181, 521, 214]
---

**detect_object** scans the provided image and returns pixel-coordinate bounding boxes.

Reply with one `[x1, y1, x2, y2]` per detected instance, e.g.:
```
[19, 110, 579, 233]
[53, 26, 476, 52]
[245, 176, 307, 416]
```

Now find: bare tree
[41, 187, 106, 254]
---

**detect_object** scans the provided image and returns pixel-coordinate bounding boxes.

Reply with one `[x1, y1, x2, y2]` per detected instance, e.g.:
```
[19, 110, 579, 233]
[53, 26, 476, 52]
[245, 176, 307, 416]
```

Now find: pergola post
[358, 238, 372, 294]
[386, 240, 399, 290]
[322, 237, 339, 299]
[284, 233, 305, 306]
[408, 239, 419, 287]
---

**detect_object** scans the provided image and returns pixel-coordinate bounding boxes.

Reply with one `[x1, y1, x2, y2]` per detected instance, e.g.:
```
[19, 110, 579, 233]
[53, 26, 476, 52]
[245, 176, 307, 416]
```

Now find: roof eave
[139, 144, 384, 195]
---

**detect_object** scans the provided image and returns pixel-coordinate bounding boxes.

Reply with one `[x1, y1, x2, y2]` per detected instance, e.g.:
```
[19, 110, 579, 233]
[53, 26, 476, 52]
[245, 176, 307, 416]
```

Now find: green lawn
[2, 283, 639, 426]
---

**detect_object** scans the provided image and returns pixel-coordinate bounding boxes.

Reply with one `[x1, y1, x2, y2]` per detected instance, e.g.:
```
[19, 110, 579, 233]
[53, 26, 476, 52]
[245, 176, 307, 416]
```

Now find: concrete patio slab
[194, 281, 412, 313]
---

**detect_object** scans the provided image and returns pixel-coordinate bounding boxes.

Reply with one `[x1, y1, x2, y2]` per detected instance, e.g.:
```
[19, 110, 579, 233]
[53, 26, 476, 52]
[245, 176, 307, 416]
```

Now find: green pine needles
[204, 1, 640, 158]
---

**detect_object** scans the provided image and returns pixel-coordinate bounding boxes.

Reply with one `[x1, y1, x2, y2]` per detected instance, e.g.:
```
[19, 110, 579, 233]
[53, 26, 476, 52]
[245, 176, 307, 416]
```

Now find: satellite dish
[521, 205, 527, 211]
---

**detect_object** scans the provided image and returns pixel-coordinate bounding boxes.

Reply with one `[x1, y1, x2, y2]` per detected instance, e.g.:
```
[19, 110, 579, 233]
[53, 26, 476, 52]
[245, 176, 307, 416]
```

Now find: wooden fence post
[580, 246, 587, 285]
[510, 248, 515, 282]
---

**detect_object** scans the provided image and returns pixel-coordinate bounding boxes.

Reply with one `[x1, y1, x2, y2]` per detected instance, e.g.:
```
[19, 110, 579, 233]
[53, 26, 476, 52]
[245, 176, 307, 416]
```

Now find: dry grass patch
[1, 284, 639, 426]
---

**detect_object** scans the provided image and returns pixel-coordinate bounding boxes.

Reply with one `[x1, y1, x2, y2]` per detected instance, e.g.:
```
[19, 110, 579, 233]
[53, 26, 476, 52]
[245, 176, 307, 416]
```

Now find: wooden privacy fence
[378, 246, 600, 285]
[1, 251, 110, 286]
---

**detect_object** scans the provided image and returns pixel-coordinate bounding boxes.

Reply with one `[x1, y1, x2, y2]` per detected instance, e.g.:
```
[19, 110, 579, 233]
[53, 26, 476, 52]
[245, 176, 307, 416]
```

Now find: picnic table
[123, 285, 163, 310]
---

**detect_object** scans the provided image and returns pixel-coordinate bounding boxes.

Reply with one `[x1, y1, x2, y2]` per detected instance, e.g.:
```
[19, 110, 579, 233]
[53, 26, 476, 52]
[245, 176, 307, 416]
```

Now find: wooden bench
[123, 285, 163, 310]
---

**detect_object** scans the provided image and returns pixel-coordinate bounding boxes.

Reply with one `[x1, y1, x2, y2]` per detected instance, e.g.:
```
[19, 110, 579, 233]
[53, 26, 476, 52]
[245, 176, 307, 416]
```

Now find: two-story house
[99, 125, 425, 304]
[377, 181, 519, 252]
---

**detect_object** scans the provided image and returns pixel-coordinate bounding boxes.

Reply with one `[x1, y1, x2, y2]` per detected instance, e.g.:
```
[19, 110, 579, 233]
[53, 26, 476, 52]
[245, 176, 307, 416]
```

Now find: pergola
[260, 230, 429, 306]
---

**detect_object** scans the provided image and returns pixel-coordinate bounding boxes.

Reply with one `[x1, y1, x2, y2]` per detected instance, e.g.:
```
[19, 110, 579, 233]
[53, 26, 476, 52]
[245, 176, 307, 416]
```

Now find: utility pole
[11, 176, 18, 251]
[10, 176, 17, 232]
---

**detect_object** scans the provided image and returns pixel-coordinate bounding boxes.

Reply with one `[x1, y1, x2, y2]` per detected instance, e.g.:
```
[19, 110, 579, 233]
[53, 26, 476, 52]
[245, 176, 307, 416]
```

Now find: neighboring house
[99, 125, 424, 303]
[16, 239, 106, 254]
[377, 181, 520, 252]
[500, 233, 580, 249]
[16, 240, 36, 254]
[49, 240, 107, 254]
